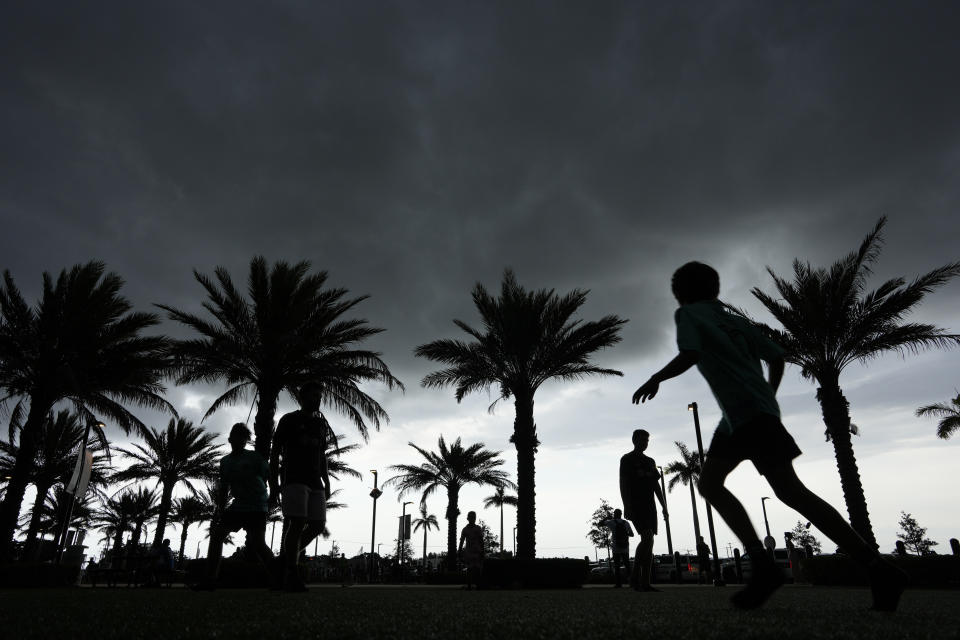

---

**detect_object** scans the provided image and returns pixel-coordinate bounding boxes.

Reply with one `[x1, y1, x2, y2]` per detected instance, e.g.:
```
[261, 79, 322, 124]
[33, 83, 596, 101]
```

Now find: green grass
[1, 585, 958, 639]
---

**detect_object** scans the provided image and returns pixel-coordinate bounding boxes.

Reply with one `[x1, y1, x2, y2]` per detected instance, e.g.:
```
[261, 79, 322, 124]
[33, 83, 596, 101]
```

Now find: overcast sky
[2, 1, 958, 561]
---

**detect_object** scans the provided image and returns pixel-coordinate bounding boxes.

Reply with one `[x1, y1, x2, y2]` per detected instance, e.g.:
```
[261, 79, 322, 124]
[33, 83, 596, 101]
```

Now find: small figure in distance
[602, 508, 635, 588]
[458, 511, 484, 590]
[696, 535, 711, 584]
[620, 429, 668, 592]
[194, 423, 275, 591]
[632, 261, 908, 610]
[270, 382, 332, 593]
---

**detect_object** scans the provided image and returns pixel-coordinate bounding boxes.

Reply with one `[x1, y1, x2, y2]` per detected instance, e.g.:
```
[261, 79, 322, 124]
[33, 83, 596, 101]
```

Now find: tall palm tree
[748, 217, 960, 547]
[483, 486, 518, 556]
[0, 411, 112, 556]
[0, 262, 174, 558]
[385, 436, 513, 570]
[663, 441, 703, 549]
[415, 270, 626, 559]
[916, 393, 960, 439]
[112, 417, 220, 545]
[412, 503, 439, 568]
[157, 256, 403, 459]
[169, 495, 211, 568]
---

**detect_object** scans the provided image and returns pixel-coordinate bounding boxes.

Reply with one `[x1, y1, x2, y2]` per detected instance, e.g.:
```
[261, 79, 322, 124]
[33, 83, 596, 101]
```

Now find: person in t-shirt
[631, 261, 907, 610]
[269, 382, 332, 592]
[195, 422, 274, 590]
[620, 429, 668, 591]
[602, 508, 635, 588]
[458, 510, 484, 590]
[696, 535, 711, 584]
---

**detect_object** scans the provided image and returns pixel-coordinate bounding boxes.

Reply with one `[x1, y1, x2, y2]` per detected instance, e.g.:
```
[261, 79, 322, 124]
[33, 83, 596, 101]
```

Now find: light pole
[760, 496, 776, 555]
[369, 470, 381, 582]
[657, 466, 674, 556]
[56, 419, 104, 564]
[688, 402, 724, 586]
[513, 526, 517, 556]
[399, 501, 412, 579]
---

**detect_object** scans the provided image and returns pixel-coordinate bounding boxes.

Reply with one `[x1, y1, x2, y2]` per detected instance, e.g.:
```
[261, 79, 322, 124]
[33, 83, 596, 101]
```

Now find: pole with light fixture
[369, 470, 381, 581]
[657, 465, 674, 556]
[687, 402, 724, 586]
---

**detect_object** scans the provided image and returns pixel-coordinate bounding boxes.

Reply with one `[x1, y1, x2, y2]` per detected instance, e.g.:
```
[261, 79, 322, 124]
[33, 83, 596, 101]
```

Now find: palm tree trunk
[422, 528, 427, 569]
[253, 386, 280, 458]
[688, 481, 702, 544]
[511, 392, 539, 560]
[817, 383, 878, 549]
[445, 486, 460, 571]
[0, 403, 49, 560]
[25, 480, 52, 559]
[500, 502, 504, 556]
[178, 522, 189, 569]
[153, 481, 175, 546]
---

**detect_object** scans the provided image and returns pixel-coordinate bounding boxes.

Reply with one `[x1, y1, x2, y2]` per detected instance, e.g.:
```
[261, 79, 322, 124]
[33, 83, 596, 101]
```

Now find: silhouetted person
[270, 382, 332, 593]
[620, 429, 668, 591]
[632, 261, 908, 610]
[458, 511, 484, 590]
[602, 508, 634, 588]
[195, 423, 274, 591]
[696, 535, 711, 584]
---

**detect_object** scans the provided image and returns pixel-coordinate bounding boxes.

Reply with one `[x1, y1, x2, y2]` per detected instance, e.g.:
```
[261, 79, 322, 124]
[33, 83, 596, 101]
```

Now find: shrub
[184, 558, 272, 588]
[480, 557, 588, 589]
[799, 554, 960, 588]
[0, 563, 80, 587]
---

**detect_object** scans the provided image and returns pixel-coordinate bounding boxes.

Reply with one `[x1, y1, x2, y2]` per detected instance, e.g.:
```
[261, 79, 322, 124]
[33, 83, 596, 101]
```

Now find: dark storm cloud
[2, 0, 958, 381]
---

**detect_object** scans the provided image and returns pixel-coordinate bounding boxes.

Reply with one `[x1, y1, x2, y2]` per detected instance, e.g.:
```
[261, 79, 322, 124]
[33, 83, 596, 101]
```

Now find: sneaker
[868, 558, 908, 612]
[730, 554, 784, 609]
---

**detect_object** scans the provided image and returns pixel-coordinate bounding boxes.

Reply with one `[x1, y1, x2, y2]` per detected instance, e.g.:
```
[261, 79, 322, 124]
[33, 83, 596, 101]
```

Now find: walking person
[620, 429, 668, 591]
[603, 509, 635, 588]
[696, 535, 711, 584]
[458, 511, 484, 590]
[270, 382, 332, 593]
[631, 261, 907, 610]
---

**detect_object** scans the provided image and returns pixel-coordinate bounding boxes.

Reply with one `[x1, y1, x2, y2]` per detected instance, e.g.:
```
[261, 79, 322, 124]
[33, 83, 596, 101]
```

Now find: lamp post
[369, 470, 382, 582]
[688, 402, 724, 586]
[513, 526, 517, 556]
[657, 466, 674, 556]
[56, 419, 104, 564]
[760, 496, 776, 556]
[399, 501, 413, 579]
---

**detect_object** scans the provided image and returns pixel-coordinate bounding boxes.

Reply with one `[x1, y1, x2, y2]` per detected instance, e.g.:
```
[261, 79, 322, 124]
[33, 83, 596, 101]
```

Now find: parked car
[720, 548, 794, 583]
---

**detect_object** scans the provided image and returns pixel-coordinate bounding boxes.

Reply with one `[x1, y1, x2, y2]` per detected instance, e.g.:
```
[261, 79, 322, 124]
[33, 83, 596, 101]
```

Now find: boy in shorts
[195, 423, 274, 590]
[270, 382, 332, 592]
[631, 261, 907, 610]
[619, 429, 667, 591]
[602, 508, 635, 588]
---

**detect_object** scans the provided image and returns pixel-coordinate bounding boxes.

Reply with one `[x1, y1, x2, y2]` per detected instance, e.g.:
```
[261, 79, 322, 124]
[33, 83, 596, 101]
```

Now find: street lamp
[513, 526, 517, 556]
[657, 465, 674, 556]
[56, 419, 105, 564]
[369, 470, 382, 582]
[760, 497, 773, 539]
[399, 501, 413, 578]
[688, 402, 724, 586]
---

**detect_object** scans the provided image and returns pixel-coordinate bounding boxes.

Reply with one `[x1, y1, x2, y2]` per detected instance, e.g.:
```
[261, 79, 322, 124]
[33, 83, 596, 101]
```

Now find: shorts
[706, 413, 802, 476]
[281, 483, 327, 522]
[219, 509, 267, 535]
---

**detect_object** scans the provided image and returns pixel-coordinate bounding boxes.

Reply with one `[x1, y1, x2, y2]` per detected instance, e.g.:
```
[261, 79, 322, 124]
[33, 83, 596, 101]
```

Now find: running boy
[631, 261, 906, 610]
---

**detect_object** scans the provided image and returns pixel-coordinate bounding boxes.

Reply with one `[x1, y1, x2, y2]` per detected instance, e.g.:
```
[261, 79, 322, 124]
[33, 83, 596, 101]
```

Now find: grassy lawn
[1, 584, 958, 639]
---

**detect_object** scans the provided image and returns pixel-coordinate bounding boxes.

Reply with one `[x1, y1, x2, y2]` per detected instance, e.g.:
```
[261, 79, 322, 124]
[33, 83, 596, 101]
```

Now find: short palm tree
[158, 256, 402, 459]
[748, 217, 960, 547]
[169, 495, 211, 567]
[416, 270, 626, 559]
[483, 486, 518, 556]
[0, 262, 174, 558]
[126, 486, 159, 547]
[32, 486, 97, 541]
[916, 392, 960, 439]
[412, 503, 440, 568]
[385, 436, 513, 570]
[112, 417, 220, 546]
[663, 441, 703, 548]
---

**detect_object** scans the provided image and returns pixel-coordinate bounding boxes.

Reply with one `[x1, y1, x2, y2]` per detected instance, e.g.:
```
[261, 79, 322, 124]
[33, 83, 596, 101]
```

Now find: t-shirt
[603, 517, 635, 551]
[273, 409, 330, 489]
[220, 449, 269, 513]
[460, 523, 484, 555]
[675, 300, 784, 434]
[619, 451, 659, 522]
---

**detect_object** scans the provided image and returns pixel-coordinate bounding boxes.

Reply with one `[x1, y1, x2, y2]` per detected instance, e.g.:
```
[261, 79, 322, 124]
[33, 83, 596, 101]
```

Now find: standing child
[631, 261, 907, 610]
[458, 511, 484, 590]
[602, 509, 635, 588]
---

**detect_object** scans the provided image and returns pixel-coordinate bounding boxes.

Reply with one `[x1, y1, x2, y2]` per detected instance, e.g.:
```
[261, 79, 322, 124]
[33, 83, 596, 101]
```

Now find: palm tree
[92, 490, 138, 555]
[157, 256, 403, 459]
[32, 486, 97, 542]
[0, 411, 112, 556]
[112, 417, 220, 546]
[0, 262, 174, 558]
[169, 496, 210, 568]
[663, 441, 703, 549]
[385, 436, 513, 570]
[127, 486, 159, 547]
[412, 503, 439, 568]
[483, 487, 518, 556]
[916, 393, 960, 439]
[748, 217, 960, 547]
[415, 270, 626, 559]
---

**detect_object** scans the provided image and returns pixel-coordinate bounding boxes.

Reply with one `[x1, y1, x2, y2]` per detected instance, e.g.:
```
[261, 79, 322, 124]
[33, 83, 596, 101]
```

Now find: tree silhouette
[483, 486, 518, 556]
[385, 436, 513, 570]
[916, 392, 960, 439]
[158, 256, 402, 458]
[92, 490, 138, 555]
[896, 511, 938, 555]
[747, 217, 960, 547]
[412, 503, 439, 568]
[586, 499, 615, 559]
[112, 417, 220, 546]
[0, 262, 174, 559]
[787, 520, 822, 555]
[416, 269, 626, 559]
[169, 495, 211, 568]
[663, 441, 703, 549]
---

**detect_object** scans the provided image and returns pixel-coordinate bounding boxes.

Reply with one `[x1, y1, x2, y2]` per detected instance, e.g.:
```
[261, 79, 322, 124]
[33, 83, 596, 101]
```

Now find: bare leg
[699, 457, 763, 550]
[282, 516, 307, 590]
[298, 521, 326, 554]
[637, 529, 655, 589]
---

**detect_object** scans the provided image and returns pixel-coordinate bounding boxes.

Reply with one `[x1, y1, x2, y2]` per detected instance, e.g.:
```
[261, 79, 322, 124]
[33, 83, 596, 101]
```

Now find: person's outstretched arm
[766, 356, 784, 393]
[632, 351, 700, 404]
